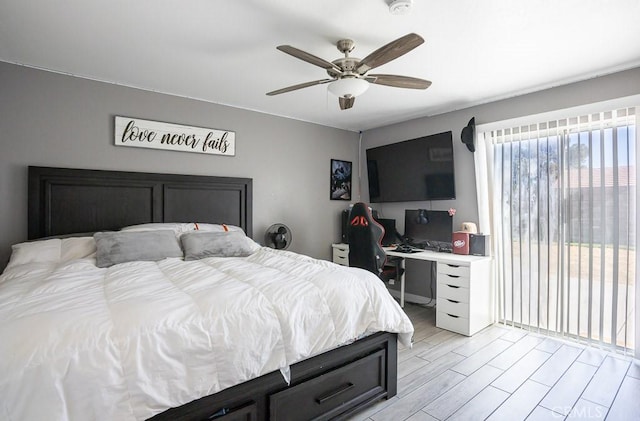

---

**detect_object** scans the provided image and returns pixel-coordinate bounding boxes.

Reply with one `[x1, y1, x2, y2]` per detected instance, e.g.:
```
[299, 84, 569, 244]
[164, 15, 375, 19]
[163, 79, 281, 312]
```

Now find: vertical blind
[485, 107, 636, 353]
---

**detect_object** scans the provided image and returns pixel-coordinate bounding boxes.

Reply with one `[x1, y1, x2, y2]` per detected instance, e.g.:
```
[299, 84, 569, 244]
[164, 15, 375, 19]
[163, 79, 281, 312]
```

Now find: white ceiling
[2, 0, 640, 132]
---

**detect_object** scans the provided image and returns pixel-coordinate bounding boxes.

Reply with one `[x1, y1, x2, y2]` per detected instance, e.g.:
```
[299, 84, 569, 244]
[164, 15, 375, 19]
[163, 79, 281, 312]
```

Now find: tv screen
[366, 131, 456, 202]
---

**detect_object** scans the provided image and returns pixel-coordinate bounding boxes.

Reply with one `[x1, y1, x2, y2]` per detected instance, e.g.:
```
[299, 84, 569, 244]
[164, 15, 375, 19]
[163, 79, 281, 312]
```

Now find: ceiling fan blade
[365, 74, 432, 89]
[277, 45, 342, 72]
[357, 33, 424, 74]
[339, 96, 355, 110]
[266, 79, 333, 96]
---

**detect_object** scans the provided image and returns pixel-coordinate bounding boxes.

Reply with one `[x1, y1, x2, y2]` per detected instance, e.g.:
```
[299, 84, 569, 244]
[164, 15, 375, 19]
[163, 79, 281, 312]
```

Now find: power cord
[428, 262, 436, 307]
[417, 262, 436, 308]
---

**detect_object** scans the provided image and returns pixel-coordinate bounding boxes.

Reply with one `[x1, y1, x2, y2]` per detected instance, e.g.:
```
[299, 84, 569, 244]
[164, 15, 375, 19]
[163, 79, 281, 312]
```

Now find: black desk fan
[264, 224, 292, 250]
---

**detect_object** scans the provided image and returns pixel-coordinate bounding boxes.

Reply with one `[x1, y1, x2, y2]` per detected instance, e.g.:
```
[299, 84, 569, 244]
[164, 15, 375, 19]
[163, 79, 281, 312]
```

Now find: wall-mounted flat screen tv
[367, 131, 455, 202]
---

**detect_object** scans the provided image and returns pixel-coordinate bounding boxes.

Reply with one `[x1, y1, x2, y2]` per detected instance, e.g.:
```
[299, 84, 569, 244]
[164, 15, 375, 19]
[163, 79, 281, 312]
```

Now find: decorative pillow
[180, 231, 260, 260]
[94, 231, 183, 268]
[7, 239, 62, 268]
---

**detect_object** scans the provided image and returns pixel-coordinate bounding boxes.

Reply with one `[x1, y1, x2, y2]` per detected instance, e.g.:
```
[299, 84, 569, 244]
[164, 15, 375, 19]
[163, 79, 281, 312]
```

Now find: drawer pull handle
[447, 274, 460, 278]
[446, 284, 460, 289]
[315, 382, 355, 404]
[447, 313, 460, 318]
[446, 299, 460, 304]
[447, 264, 460, 268]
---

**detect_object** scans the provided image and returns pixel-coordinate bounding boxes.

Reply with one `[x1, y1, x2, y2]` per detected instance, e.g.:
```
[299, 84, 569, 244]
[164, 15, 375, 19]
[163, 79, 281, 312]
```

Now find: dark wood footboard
[149, 332, 398, 421]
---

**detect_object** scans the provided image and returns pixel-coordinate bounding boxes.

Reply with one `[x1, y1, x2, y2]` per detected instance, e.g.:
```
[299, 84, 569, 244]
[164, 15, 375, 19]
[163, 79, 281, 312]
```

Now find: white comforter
[0, 248, 413, 421]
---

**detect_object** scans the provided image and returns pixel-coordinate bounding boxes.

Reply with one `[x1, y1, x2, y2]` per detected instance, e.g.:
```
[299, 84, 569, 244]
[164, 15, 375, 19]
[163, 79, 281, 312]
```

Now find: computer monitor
[375, 218, 398, 246]
[404, 210, 453, 246]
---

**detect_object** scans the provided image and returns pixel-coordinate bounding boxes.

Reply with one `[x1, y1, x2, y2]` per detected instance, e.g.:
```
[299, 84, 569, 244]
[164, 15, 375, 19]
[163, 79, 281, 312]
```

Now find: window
[483, 107, 636, 354]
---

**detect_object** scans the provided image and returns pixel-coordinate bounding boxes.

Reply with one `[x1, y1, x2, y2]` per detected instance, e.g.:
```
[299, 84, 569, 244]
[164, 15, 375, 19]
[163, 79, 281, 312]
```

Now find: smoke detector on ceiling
[389, 0, 413, 15]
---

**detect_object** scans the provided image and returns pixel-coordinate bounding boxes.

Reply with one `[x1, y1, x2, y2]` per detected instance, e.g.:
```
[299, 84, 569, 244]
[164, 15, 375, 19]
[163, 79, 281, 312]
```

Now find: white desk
[332, 243, 493, 336]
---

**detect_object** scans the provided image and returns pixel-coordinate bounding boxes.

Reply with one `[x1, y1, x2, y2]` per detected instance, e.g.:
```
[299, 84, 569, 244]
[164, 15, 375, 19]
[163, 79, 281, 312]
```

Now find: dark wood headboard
[28, 166, 252, 239]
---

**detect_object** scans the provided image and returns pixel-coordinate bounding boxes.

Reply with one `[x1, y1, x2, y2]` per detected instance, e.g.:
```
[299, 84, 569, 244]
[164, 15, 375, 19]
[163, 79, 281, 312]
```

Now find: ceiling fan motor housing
[327, 57, 361, 78]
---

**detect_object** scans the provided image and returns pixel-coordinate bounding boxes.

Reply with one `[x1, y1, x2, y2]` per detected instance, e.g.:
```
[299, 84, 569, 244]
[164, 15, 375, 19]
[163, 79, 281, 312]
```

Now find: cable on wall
[357, 130, 363, 201]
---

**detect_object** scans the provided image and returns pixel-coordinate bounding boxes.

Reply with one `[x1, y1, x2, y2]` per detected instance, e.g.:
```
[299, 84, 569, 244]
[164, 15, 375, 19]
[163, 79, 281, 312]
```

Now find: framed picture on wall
[330, 159, 352, 201]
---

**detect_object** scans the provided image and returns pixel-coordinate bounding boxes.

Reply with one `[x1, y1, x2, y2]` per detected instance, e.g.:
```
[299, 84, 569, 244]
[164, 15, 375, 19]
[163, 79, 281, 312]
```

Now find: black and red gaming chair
[347, 202, 402, 282]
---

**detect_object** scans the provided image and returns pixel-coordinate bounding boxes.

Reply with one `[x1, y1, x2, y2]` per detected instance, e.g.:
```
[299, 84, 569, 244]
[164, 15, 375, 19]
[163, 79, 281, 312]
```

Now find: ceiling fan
[266, 33, 431, 110]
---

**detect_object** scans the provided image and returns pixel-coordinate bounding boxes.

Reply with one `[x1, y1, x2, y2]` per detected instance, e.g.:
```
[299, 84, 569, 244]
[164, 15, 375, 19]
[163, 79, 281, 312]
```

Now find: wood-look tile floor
[350, 303, 640, 421]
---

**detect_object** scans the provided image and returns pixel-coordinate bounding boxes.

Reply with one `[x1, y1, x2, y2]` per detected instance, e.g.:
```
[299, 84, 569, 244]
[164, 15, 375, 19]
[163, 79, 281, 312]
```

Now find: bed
[0, 166, 414, 421]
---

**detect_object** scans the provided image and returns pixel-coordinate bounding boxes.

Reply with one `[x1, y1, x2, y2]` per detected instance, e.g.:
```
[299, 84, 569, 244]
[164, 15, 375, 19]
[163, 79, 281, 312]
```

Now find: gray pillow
[181, 231, 260, 260]
[94, 230, 183, 268]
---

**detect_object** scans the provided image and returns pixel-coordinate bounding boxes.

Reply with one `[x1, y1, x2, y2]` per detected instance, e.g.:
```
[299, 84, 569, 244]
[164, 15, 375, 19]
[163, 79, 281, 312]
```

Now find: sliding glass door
[486, 108, 636, 353]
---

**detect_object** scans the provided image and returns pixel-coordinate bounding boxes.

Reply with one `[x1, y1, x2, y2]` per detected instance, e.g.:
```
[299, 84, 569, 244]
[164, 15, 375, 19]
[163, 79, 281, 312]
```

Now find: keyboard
[393, 241, 453, 253]
[393, 245, 421, 253]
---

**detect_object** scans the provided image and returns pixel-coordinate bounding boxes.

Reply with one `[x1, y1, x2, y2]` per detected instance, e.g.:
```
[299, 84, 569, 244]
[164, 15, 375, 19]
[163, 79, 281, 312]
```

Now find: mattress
[0, 246, 413, 421]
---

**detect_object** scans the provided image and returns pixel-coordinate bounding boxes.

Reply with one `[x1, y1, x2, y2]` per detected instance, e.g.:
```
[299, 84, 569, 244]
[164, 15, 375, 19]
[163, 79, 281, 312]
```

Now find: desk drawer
[270, 349, 386, 420]
[333, 246, 349, 257]
[437, 262, 470, 278]
[437, 297, 470, 319]
[333, 253, 349, 266]
[436, 311, 470, 336]
[332, 246, 349, 266]
[437, 272, 469, 288]
[437, 283, 469, 303]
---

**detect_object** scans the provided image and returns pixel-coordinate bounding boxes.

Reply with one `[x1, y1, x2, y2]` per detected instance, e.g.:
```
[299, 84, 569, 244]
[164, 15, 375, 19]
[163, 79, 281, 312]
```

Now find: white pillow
[121, 222, 245, 237]
[61, 237, 96, 261]
[7, 239, 62, 268]
[7, 237, 98, 269]
[120, 223, 196, 237]
[195, 223, 244, 233]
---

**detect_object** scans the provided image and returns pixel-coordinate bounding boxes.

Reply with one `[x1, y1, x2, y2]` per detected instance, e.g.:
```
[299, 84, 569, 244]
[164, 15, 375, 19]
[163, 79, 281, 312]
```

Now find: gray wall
[2, 61, 638, 280]
[362, 67, 640, 300]
[0, 61, 359, 269]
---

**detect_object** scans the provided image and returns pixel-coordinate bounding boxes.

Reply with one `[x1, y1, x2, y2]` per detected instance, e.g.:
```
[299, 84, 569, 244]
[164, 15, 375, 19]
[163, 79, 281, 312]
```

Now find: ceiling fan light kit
[267, 33, 431, 110]
[389, 0, 413, 15]
[328, 78, 369, 98]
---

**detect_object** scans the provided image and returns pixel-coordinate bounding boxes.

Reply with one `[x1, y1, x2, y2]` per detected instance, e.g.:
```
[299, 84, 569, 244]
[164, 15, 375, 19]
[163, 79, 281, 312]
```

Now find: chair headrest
[349, 202, 374, 227]
[347, 202, 386, 275]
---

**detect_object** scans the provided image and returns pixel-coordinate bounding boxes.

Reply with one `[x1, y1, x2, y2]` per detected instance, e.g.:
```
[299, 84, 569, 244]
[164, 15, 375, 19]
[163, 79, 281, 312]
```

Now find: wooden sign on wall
[114, 116, 235, 156]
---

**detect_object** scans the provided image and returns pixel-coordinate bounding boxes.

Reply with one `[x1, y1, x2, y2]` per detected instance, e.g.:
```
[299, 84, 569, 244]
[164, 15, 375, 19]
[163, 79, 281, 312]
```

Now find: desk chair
[347, 202, 403, 283]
